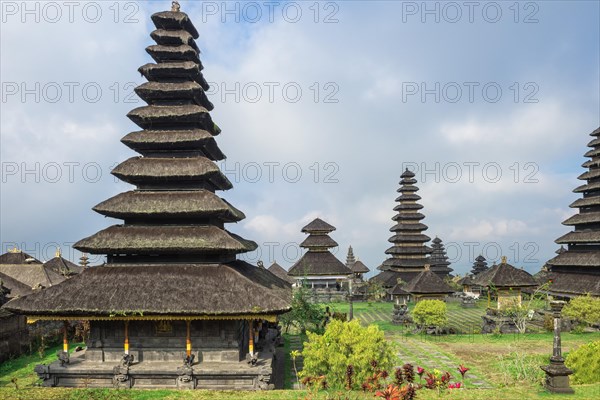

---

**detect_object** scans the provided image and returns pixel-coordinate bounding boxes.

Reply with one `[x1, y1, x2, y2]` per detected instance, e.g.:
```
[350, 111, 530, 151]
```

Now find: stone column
[540, 300, 574, 394]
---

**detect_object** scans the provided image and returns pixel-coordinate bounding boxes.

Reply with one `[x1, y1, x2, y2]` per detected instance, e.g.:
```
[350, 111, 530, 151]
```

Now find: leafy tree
[279, 285, 324, 334]
[565, 340, 600, 384]
[499, 283, 550, 334]
[366, 280, 387, 303]
[411, 300, 448, 329]
[562, 294, 600, 327]
[300, 319, 396, 389]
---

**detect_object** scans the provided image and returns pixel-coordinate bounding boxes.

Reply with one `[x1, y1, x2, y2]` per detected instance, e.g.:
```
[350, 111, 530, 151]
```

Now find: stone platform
[35, 348, 276, 390]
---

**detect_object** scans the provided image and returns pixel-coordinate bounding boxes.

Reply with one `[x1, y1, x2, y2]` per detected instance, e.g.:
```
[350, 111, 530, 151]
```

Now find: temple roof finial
[55, 247, 61, 258]
[171, 1, 180, 12]
[501, 255, 507, 264]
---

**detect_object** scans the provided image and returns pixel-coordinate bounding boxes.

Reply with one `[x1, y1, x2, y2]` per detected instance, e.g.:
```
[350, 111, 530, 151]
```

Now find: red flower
[448, 382, 462, 389]
[457, 365, 469, 378]
[417, 367, 425, 377]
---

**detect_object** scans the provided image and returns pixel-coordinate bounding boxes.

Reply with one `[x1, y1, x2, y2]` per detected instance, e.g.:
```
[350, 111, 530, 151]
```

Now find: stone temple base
[35, 347, 275, 390]
[481, 314, 520, 334]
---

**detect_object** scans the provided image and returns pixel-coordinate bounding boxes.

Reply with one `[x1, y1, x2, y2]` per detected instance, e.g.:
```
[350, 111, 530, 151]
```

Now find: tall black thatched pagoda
[372, 169, 432, 287]
[545, 127, 600, 298]
[3, 3, 290, 389]
[429, 237, 453, 278]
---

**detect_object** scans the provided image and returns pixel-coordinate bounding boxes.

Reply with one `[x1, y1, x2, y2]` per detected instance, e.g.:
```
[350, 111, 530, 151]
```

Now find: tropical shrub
[562, 295, 600, 327]
[300, 319, 396, 389]
[279, 285, 324, 334]
[565, 340, 600, 384]
[411, 300, 448, 329]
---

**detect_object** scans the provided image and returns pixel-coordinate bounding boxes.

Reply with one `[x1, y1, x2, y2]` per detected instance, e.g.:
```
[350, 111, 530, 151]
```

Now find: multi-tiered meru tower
[545, 127, 600, 298]
[429, 237, 453, 278]
[4, 5, 290, 390]
[372, 169, 432, 287]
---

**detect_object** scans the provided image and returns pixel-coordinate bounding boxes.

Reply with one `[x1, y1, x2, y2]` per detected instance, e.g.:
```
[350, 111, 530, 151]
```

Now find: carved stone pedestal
[540, 300, 574, 394]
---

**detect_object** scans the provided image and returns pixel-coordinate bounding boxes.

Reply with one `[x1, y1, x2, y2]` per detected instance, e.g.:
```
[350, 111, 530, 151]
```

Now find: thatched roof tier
[388, 283, 409, 296]
[562, 212, 600, 225]
[546, 272, 600, 297]
[582, 159, 600, 168]
[556, 231, 600, 244]
[43, 256, 83, 276]
[93, 190, 245, 222]
[393, 203, 424, 211]
[456, 275, 474, 286]
[404, 269, 454, 295]
[546, 251, 600, 267]
[74, 225, 257, 255]
[569, 196, 600, 208]
[146, 44, 199, 63]
[351, 260, 370, 274]
[346, 246, 356, 266]
[392, 212, 425, 221]
[577, 169, 600, 181]
[592, 127, 600, 136]
[0, 251, 41, 264]
[127, 105, 214, 131]
[390, 222, 428, 232]
[0, 264, 65, 289]
[267, 262, 294, 284]
[584, 147, 600, 157]
[380, 257, 433, 268]
[395, 194, 421, 202]
[301, 218, 335, 233]
[151, 11, 199, 39]
[288, 251, 350, 277]
[134, 81, 213, 110]
[138, 62, 209, 90]
[111, 156, 232, 190]
[573, 181, 600, 193]
[471, 255, 488, 275]
[300, 234, 338, 249]
[388, 233, 431, 243]
[370, 270, 419, 287]
[3, 261, 291, 317]
[471, 259, 537, 288]
[0, 272, 32, 298]
[121, 129, 224, 159]
[397, 185, 419, 193]
[385, 246, 431, 255]
[150, 29, 199, 53]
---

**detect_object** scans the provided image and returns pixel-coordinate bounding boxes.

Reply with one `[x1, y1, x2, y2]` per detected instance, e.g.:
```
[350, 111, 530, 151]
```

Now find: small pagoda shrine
[43, 249, 83, 277]
[429, 237, 453, 278]
[471, 255, 489, 275]
[473, 257, 537, 333]
[287, 218, 351, 302]
[545, 127, 600, 298]
[3, 4, 290, 390]
[403, 265, 454, 302]
[372, 169, 432, 288]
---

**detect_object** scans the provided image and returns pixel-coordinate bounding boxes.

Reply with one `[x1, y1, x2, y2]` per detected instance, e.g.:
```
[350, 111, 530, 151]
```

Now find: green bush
[300, 319, 396, 389]
[562, 295, 600, 327]
[565, 340, 600, 384]
[279, 285, 324, 334]
[412, 299, 448, 328]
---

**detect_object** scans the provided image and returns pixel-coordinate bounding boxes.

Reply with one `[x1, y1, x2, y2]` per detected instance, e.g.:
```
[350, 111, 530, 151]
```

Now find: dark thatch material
[300, 235, 338, 249]
[121, 129, 223, 159]
[0, 264, 65, 289]
[146, 44, 199, 63]
[380, 258, 433, 269]
[346, 246, 356, 266]
[127, 105, 215, 131]
[569, 196, 600, 208]
[288, 252, 350, 277]
[388, 233, 431, 243]
[150, 29, 199, 53]
[545, 271, 600, 297]
[134, 81, 213, 111]
[392, 212, 425, 221]
[456, 275, 474, 286]
[429, 237, 453, 276]
[556, 231, 600, 244]
[404, 269, 454, 295]
[0, 251, 41, 264]
[111, 157, 232, 190]
[351, 260, 370, 274]
[74, 225, 257, 255]
[388, 283, 409, 296]
[471, 261, 537, 288]
[370, 270, 420, 288]
[151, 11, 199, 39]
[471, 255, 488, 275]
[267, 262, 294, 284]
[93, 190, 245, 222]
[138, 61, 208, 90]
[573, 181, 600, 193]
[43, 256, 83, 276]
[0, 272, 32, 298]
[3, 261, 291, 317]
[301, 218, 335, 233]
[546, 251, 600, 267]
[385, 246, 431, 255]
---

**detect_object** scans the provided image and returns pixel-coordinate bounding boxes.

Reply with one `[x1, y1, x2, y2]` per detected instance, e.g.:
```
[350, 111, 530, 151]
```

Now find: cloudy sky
[1, 0, 599, 277]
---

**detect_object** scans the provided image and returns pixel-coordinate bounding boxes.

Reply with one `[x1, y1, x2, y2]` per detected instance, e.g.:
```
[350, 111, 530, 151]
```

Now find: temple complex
[429, 237, 453, 278]
[3, 5, 290, 390]
[287, 218, 351, 301]
[372, 169, 432, 288]
[545, 127, 600, 298]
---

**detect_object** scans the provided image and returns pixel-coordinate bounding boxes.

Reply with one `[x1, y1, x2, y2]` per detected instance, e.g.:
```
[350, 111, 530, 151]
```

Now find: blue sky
[1, 0, 599, 277]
